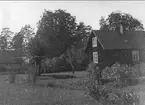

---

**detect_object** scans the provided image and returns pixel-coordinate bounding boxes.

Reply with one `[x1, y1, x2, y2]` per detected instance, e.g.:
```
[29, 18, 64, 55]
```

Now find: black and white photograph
[0, 1, 144, 105]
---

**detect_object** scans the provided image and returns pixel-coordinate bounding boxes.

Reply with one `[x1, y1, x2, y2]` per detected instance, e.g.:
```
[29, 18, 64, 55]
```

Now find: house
[85, 24, 145, 68]
[0, 50, 23, 70]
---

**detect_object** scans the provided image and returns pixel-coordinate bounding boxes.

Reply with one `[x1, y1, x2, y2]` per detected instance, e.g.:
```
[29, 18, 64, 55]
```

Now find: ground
[0, 72, 100, 105]
[0, 71, 145, 105]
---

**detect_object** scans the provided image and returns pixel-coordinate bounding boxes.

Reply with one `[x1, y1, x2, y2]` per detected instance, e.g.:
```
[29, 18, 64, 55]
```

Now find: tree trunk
[38, 65, 41, 76]
[66, 57, 75, 74]
[35, 58, 42, 76]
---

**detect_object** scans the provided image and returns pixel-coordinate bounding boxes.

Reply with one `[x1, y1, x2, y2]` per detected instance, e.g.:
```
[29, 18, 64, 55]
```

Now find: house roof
[93, 30, 145, 49]
[0, 50, 22, 64]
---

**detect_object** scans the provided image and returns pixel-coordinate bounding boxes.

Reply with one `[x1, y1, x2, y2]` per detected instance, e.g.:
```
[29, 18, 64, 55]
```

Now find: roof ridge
[93, 30, 145, 33]
[92, 29, 145, 49]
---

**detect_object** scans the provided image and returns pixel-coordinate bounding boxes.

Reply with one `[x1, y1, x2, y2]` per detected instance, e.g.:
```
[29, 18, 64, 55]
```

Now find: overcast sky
[0, 1, 145, 33]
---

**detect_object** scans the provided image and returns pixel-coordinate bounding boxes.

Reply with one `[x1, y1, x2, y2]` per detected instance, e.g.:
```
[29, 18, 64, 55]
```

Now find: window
[93, 52, 98, 64]
[132, 50, 139, 62]
[92, 37, 97, 47]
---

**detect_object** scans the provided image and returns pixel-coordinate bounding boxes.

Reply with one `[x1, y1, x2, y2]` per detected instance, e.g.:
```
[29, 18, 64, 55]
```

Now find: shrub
[91, 83, 140, 105]
[101, 62, 145, 87]
[0, 66, 7, 72]
[27, 66, 37, 85]
[87, 62, 140, 105]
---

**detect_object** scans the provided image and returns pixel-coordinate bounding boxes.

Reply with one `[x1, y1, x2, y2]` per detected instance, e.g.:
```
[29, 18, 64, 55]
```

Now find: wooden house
[0, 50, 23, 70]
[85, 24, 145, 68]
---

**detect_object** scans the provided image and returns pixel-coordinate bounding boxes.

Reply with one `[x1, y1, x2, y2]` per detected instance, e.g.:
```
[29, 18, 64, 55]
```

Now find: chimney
[119, 24, 123, 35]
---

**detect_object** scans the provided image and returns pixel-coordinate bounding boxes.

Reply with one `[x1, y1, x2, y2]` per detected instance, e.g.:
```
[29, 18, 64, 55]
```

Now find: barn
[85, 24, 145, 68]
[0, 49, 23, 71]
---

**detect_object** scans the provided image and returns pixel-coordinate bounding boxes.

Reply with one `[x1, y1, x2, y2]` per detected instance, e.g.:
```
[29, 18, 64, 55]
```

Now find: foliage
[40, 56, 71, 73]
[28, 9, 91, 75]
[27, 65, 37, 84]
[0, 66, 8, 72]
[63, 22, 91, 73]
[87, 62, 140, 105]
[12, 32, 24, 51]
[101, 62, 145, 87]
[27, 9, 78, 75]
[0, 28, 14, 49]
[99, 11, 144, 31]
[90, 83, 140, 105]
[12, 25, 35, 59]
[36, 9, 77, 58]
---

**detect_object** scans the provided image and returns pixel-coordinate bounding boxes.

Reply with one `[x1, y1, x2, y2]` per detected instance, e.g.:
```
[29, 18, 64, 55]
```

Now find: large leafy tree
[30, 9, 78, 74]
[29, 9, 92, 75]
[99, 11, 144, 31]
[36, 9, 77, 55]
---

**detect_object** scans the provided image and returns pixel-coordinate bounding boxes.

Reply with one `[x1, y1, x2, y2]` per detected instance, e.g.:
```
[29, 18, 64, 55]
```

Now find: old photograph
[0, 1, 144, 105]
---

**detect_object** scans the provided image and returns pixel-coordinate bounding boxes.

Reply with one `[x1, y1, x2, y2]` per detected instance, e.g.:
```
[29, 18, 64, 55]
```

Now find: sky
[0, 1, 145, 33]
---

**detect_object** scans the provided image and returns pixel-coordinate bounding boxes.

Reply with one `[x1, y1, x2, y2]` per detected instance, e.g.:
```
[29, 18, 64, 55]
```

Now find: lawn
[38, 71, 90, 91]
[1, 71, 145, 105]
[0, 71, 100, 105]
[39, 71, 145, 105]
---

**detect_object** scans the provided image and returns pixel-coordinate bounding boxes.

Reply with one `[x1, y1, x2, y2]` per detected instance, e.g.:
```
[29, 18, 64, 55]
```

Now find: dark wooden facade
[0, 50, 23, 64]
[85, 30, 145, 68]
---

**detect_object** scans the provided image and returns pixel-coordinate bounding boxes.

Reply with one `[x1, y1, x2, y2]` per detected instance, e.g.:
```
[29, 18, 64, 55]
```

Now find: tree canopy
[35, 9, 78, 58]
[99, 11, 144, 31]
[0, 28, 14, 50]
[27, 9, 91, 74]
[30, 9, 91, 59]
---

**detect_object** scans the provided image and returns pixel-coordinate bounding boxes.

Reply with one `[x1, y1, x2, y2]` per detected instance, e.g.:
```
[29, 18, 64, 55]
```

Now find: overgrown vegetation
[87, 62, 142, 105]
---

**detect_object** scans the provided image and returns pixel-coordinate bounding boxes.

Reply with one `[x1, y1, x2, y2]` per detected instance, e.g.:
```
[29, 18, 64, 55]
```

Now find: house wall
[92, 40, 104, 63]
[90, 48, 134, 68]
[87, 36, 145, 67]
[139, 50, 145, 62]
[86, 33, 94, 62]
[103, 49, 133, 65]
[100, 49, 145, 67]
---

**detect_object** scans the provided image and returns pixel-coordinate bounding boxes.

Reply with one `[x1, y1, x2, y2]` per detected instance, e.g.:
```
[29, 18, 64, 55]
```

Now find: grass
[46, 77, 89, 91]
[0, 73, 100, 105]
[37, 71, 90, 91]
[1, 71, 145, 105]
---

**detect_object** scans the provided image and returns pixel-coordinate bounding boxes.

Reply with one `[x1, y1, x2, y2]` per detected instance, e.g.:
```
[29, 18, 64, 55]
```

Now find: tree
[29, 9, 92, 75]
[21, 25, 35, 46]
[0, 28, 14, 50]
[12, 32, 24, 51]
[12, 25, 35, 66]
[99, 11, 144, 31]
[30, 9, 78, 75]
[64, 22, 91, 73]
[36, 9, 77, 55]
[99, 16, 109, 31]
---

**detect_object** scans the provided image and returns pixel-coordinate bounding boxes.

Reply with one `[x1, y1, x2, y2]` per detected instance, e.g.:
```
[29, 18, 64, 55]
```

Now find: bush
[101, 62, 145, 87]
[89, 83, 140, 105]
[87, 62, 140, 105]
[0, 66, 7, 72]
[27, 66, 37, 85]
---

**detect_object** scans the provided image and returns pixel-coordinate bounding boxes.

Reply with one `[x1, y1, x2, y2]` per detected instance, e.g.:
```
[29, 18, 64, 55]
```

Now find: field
[0, 71, 100, 105]
[0, 71, 145, 105]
